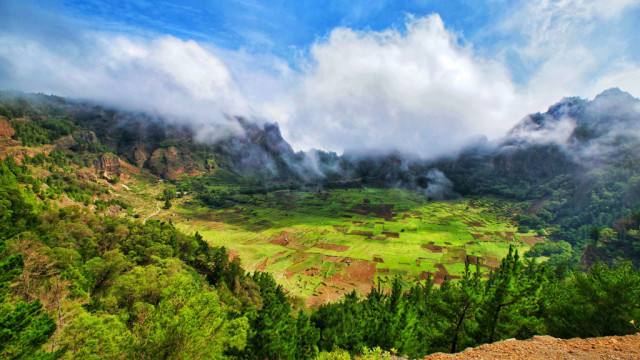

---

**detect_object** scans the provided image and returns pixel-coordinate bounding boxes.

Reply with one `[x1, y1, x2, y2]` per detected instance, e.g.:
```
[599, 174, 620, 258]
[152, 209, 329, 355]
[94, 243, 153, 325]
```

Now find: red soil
[257, 258, 268, 271]
[315, 244, 349, 252]
[422, 333, 640, 360]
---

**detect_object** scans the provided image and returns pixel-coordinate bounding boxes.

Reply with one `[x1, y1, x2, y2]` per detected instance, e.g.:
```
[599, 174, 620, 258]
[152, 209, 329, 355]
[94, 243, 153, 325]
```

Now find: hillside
[0, 91, 639, 359]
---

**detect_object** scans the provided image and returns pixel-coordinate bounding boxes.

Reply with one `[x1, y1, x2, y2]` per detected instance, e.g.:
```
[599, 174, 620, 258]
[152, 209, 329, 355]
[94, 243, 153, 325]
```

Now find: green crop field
[155, 188, 541, 307]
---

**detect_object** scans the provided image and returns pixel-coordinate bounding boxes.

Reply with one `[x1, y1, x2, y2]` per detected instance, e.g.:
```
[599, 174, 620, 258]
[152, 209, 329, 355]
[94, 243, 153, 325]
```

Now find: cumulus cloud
[284, 14, 520, 157]
[1, 0, 639, 158]
[0, 3, 253, 142]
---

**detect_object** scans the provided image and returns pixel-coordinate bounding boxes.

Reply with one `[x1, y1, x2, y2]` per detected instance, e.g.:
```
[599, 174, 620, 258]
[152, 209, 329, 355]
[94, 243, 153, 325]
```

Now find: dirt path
[144, 204, 162, 223]
[422, 333, 640, 360]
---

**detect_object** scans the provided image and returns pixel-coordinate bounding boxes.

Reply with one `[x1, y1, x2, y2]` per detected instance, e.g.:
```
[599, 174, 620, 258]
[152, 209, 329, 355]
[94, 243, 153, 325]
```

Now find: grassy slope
[163, 188, 536, 306]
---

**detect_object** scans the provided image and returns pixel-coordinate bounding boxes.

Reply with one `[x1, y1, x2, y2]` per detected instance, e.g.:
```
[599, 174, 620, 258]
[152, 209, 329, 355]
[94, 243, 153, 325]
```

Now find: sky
[1, 0, 639, 157]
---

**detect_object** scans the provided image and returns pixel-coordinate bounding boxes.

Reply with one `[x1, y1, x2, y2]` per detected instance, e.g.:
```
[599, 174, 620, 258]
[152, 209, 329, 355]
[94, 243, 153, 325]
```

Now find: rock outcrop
[94, 153, 121, 174]
[149, 146, 203, 181]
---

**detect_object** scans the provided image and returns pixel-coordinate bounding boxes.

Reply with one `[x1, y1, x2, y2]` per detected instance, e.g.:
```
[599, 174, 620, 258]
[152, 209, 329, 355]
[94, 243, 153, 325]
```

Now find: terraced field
[166, 188, 541, 307]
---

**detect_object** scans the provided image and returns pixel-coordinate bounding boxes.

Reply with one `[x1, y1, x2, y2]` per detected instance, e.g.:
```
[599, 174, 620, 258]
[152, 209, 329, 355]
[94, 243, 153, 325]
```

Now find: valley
[1, 91, 639, 359]
[68, 160, 536, 306]
[170, 189, 533, 305]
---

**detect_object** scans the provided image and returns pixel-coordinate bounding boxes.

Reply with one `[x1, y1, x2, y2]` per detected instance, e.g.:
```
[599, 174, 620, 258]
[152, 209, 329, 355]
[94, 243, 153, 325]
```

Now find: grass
[164, 188, 537, 306]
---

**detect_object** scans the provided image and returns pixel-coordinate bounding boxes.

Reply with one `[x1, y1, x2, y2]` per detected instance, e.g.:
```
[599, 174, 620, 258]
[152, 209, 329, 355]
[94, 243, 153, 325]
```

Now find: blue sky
[1, 0, 640, 156]
[55, 0, 494, 52]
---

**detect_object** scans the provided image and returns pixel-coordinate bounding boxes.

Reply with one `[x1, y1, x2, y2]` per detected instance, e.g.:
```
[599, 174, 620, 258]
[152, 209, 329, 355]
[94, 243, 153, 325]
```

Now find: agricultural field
[157, 188, 542, 307]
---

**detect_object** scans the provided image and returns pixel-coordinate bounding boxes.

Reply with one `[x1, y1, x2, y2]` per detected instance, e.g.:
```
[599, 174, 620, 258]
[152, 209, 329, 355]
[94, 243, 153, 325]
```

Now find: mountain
[2, 88, 640, 268]
[438, 88, 640, 266]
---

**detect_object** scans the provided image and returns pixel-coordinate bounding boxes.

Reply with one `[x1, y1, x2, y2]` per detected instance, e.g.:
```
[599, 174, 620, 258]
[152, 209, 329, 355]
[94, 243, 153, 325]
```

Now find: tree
[476, 248, 545, 344]
[438, 258, 483, 353]
[245, 272, 299, 359]
[544, 261, 640, 338]
[0, 241, 63, 359]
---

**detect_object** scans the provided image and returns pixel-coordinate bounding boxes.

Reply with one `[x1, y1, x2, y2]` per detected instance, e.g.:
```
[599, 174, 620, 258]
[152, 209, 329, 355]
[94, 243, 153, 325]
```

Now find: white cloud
[284, 14, 521, 156]
[1, 1, 639, 158]
[0, 28, 252, 142]
[500, 0, 640, 101]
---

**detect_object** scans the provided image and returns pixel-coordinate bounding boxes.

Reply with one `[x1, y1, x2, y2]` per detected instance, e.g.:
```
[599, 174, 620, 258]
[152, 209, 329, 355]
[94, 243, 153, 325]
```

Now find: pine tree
[438, 257, 483, 353]
[0, 243, 63, 359]
[246, 272, 299, 359]
[476, 247, 545, 344]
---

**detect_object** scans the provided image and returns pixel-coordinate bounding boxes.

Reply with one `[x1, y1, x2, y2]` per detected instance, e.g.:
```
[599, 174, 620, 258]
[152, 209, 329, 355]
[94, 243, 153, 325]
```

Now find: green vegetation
[1, 93, 640, 359]
[172, 181, 533, 303]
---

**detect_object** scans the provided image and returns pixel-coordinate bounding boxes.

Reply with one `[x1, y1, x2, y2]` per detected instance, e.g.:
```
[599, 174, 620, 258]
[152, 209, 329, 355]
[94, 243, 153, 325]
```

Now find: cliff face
[422, 333, 640, 360]
[94, 153, 121, 174]
[148, 146, 205, 181]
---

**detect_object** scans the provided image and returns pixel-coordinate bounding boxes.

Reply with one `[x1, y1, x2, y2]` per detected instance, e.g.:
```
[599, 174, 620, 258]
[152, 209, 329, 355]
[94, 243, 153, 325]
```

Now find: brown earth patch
[422, 243, 444, 253]
[0, 118, 15, 138]
[422, 333, 640, 360]
[467, 255, 480, 264]
[520, 235, 543, 246]
[119, 159, 140, 174]
[347, 230, 374, 237]
[257, 258, 268, 272]
[303, 267, 319, 276]
[377, 268, 389, 273]
[290, 252, 312, 264]
[430, 263, 461, 284]
[343, 259, 377, 283]
[285, 272, 296, 279]
[315, 244, 349, 252]
[382, 231, 399, 238]
[464, 221, 485, 227]
[348, 203, 395, 221]
[323, 255, 340, 262]
[333, 225, 348, 233]
[506, 231, 516, 237]
[226, 249, 239, 261]
[269, 230, 300, 248]
[372, 236, 386, 241]
[435, 263, 449, 275]
[373, 256, 384, 263]
[471, 233, 484, 240]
